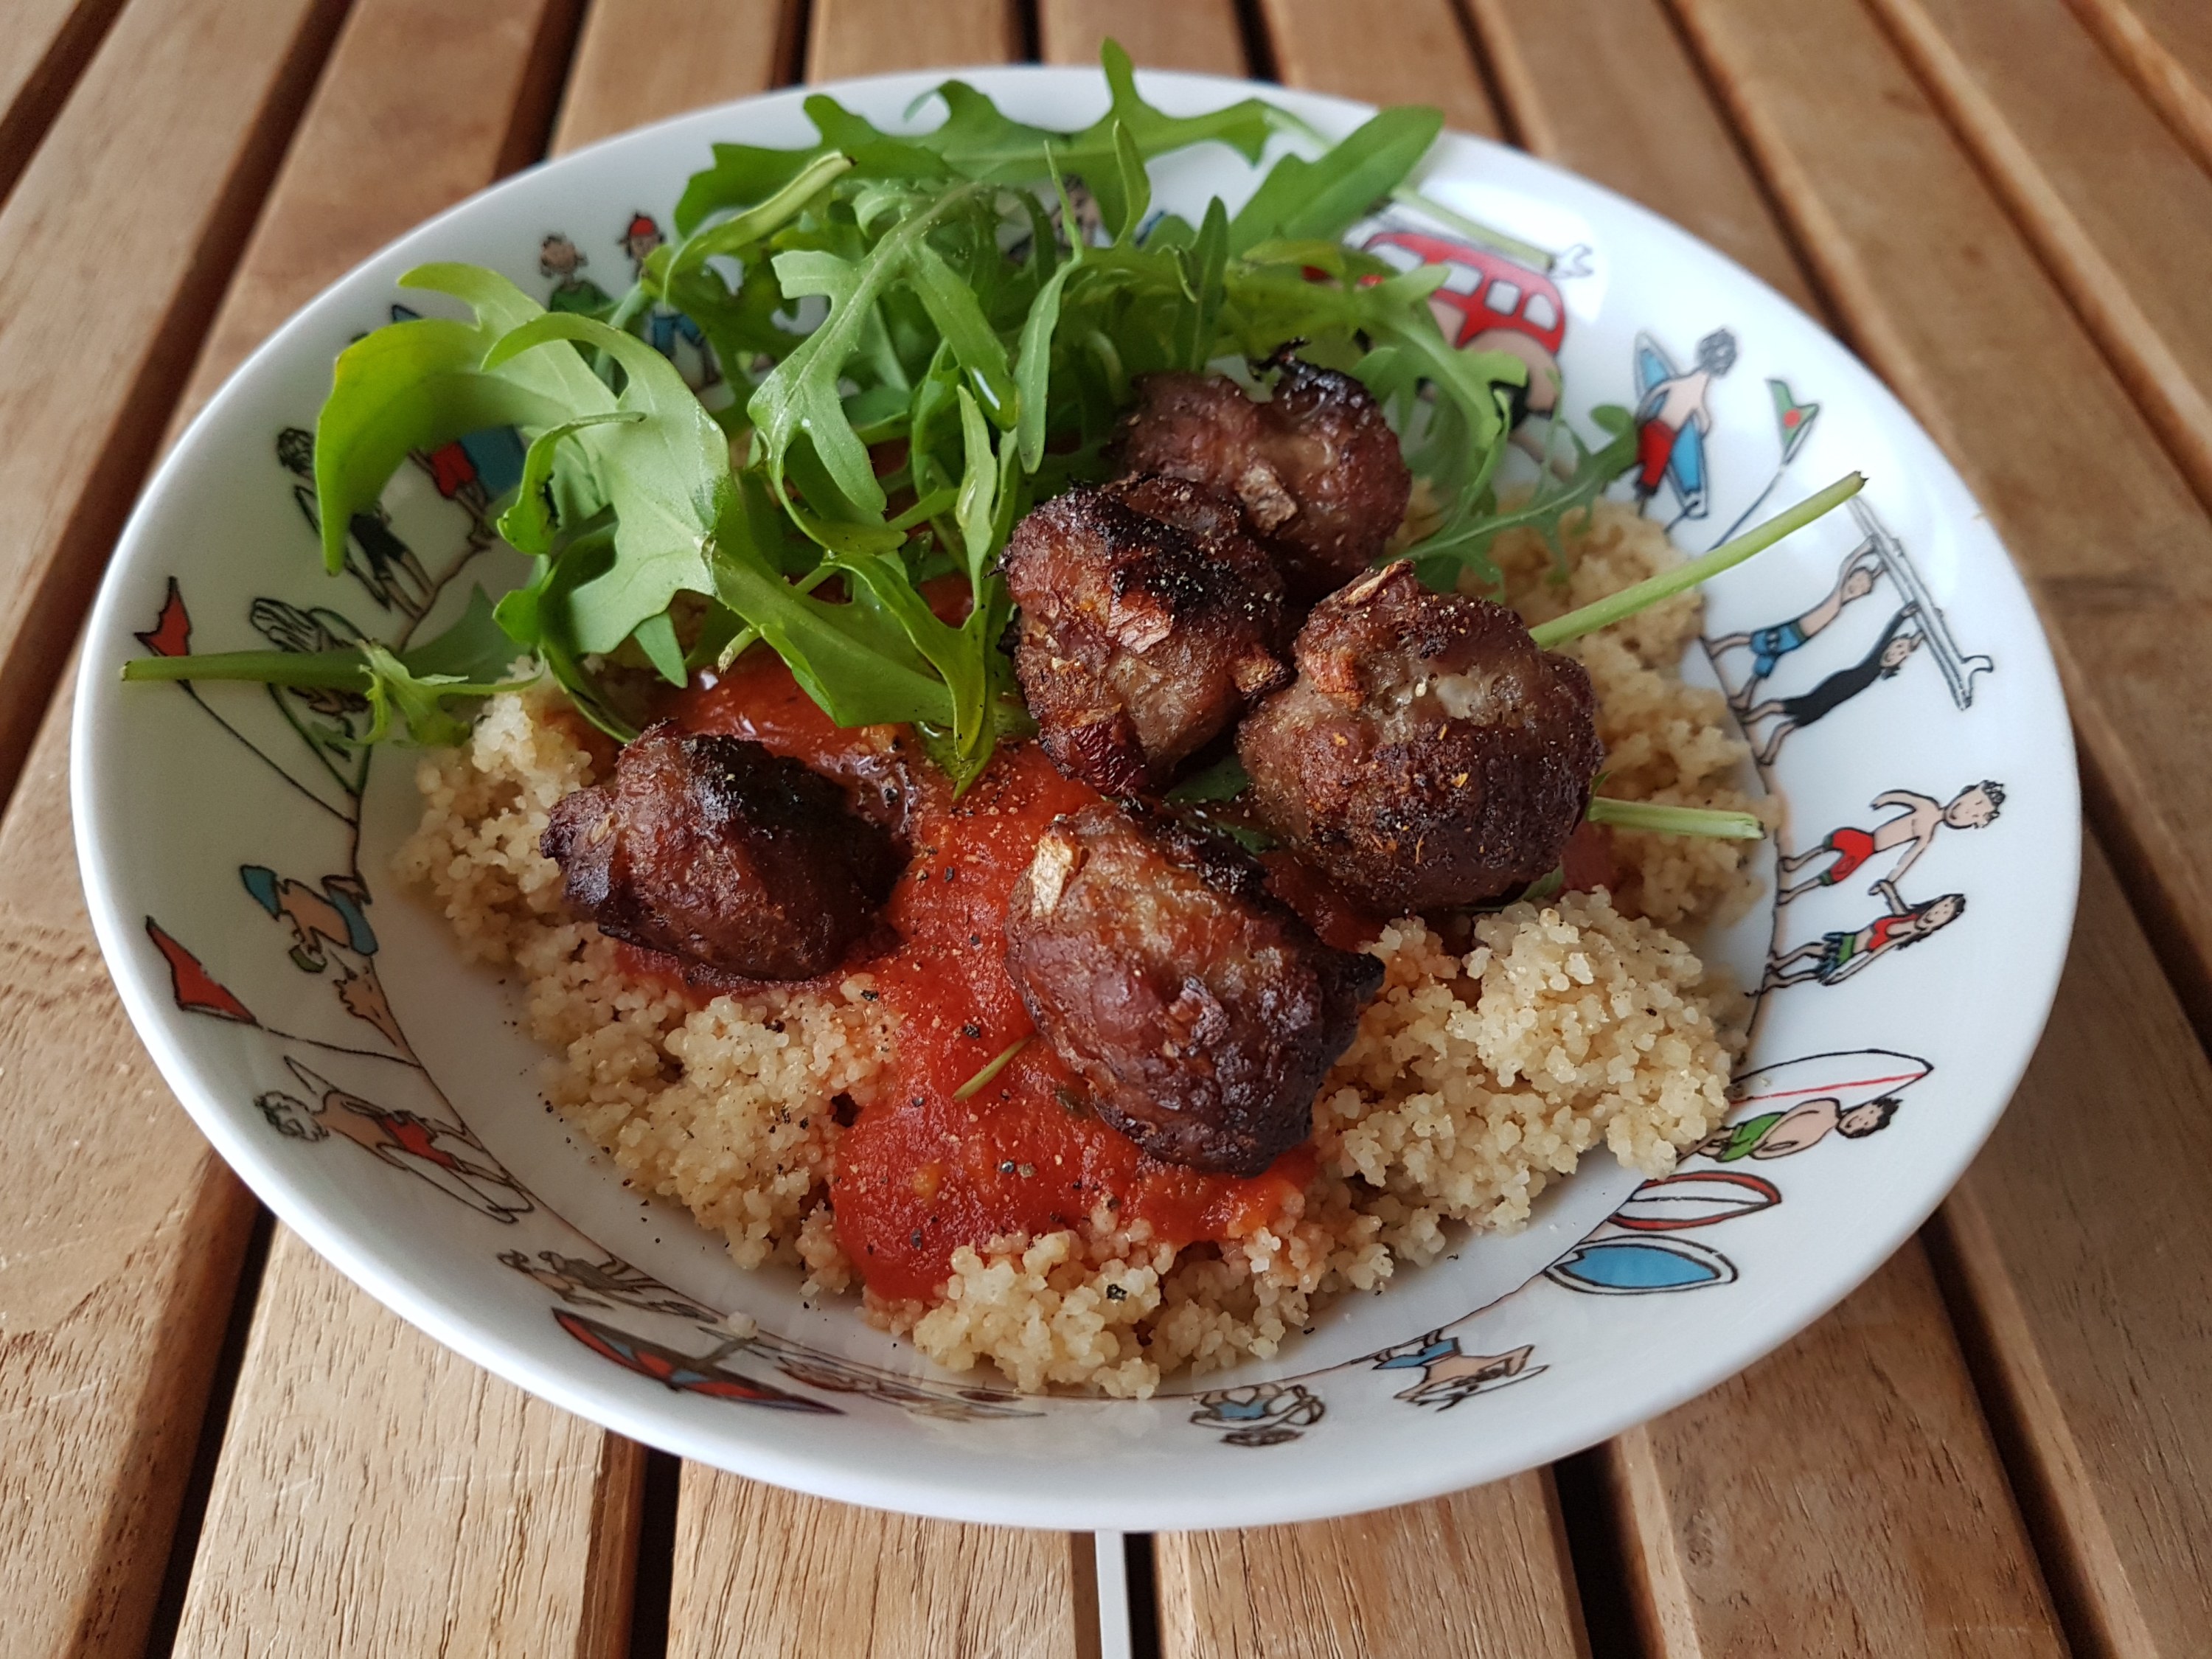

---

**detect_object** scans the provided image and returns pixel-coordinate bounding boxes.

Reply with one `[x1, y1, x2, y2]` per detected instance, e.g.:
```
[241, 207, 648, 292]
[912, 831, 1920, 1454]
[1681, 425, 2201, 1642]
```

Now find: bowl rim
[71, 61, 2081, 1531]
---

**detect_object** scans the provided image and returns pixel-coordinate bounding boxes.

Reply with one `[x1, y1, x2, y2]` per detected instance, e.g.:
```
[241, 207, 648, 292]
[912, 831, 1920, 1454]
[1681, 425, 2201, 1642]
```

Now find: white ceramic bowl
[74, 66, 2077, 1530]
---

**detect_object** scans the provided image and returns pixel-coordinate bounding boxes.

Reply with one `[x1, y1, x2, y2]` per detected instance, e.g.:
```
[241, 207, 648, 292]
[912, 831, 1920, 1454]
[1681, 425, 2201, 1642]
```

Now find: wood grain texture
[1669, 0, 2212, 1043]
[1157, 1472, 1590, 1659]
[167, 1230, 644, 1659]
[1257, 0, 1501, 137]
[0, 665, 260, 1659]
[807, 0, 1018, 82]
[1037, 0, 1246, 74]
[1458, 0, 1820, 314]
[176, 0, 588, 433]
[666, 1471, 1096, 1659]
[552, 0, 796, 152]
[0, 0, 130, 210]
[1609, 1242, 2065, 1658]
[2063, 0, 2212, 178]
[1868, 0, 2212, 513]
[1930, 837, 2212, 1658]
[0, 0, 346, 812]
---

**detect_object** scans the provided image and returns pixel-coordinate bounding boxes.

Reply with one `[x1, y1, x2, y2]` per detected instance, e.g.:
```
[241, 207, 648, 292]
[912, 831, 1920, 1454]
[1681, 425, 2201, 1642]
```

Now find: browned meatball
[543, 722, 902, 981]
[1116, 361, 1412, 606]
[1237, 562, 1603, 914]
[1002, 474, 1290, 796]
[1004, 804, 1382, 1176]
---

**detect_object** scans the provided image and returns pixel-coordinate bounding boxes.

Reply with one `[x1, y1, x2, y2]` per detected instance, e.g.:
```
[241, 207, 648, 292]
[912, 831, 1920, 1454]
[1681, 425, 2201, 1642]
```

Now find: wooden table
[5, 0, 2211, 1652]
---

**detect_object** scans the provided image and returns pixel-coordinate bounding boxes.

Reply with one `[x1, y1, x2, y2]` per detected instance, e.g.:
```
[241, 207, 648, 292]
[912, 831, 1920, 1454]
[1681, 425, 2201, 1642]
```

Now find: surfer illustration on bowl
[1710, 544, 1885, 712]
[1779, 781, 2005, 902]
[1632, 327, 1736, 524]
[1763, 879, 1965, 990]
[1739, 606, 1924, 766]
[1696, 1046, 1930, 1165]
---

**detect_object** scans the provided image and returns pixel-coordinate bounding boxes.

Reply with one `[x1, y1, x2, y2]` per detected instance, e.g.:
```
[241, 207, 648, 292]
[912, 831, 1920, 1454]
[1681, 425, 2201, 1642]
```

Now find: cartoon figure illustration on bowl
[1709, 544, 1885, 712]
[240, 863, 406, 1051]
[1360, 226, 1568, 425]
[1739, 605, 1924, 765]
[1371, 1332, 1545, 1410]
[1778, 782, 2005, 903]
[622, 212, 723, 391]
[277, 427, 434, 618]
[1632, 327, 1736, 524]
[540, 232, 612, 317]
[1762, 879, 1966, 990]
[1695, 1093, 1900, 1161]
[499, 1248, 720, 1320]
[1191, 1382, 1326, 1447]
[554, 1310, 835, 1413]
[257, 1056, 533, 1221]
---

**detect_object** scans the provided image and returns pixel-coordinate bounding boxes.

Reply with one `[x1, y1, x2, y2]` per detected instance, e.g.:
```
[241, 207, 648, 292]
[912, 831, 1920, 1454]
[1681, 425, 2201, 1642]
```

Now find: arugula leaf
[484, 311, 732, 654]
[1227, 106, 1444, 255]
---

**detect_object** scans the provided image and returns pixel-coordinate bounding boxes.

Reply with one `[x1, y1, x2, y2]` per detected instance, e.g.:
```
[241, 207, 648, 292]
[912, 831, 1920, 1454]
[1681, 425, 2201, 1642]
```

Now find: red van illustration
[1360, 229, 1566, 418]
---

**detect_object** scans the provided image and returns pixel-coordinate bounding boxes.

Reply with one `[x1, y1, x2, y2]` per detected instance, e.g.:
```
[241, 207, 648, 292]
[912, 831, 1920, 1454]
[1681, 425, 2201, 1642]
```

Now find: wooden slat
[170, 1233, 643, 1658]
[2064, 0, 2212, 178]
[1458, 0, 1820, 314]
[177, 0, 586, 434]
[1257, 0, 1501, 137]
[667, 1473, 1097, 1659]
[0, 0, 346, 807]
[0, 678, 260, 1659]
[552, 0, 796, 153]
[0, 0, 128, 209]
[0, 1, 606, 1652]
[1607, 1245, 2065, 1656]
[1868, 0, 2212, 512]
[1157, 1475, 1590, 1659]
[1933, 837, 2212, 1657]
[807, 0, 1019, 83]
[1670, 0, 2212, 1039]
[1037, 0, 1247, 74]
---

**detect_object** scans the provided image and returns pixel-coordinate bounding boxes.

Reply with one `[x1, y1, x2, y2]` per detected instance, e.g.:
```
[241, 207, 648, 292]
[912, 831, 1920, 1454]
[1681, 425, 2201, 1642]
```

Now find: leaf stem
[953, 1037, 1030, 1100]
[122, 650, 370, 688]
[1529, 473, 1865, 649]
[1587, 797, 1765, 839]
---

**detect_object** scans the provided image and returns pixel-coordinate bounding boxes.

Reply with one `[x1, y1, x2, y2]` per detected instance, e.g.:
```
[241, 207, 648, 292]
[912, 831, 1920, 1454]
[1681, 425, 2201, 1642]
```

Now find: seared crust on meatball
[543, 722, 902, 981]
[1002, 474, 1290, 795]
[1004, 804, 1382, 1176]
[1116, 361, 1412, 606]
[1237, 563, 1603, 913]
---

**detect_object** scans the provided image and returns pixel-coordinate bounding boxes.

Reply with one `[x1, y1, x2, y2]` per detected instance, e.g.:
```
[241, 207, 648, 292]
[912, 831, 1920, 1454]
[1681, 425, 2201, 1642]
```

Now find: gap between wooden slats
[1866, 0, 2212, 519]
[2063, 0, 2212, 178]
[0, 0, 347, 818]
[1671, 0, 2212, 1048]
[0, 0, 131, 212]
[1926, 836, 2212, 1658]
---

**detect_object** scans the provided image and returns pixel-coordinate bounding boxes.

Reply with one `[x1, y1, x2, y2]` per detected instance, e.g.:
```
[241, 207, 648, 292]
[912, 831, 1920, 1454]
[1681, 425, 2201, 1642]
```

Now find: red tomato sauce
[669, 655, 1313, 1305]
